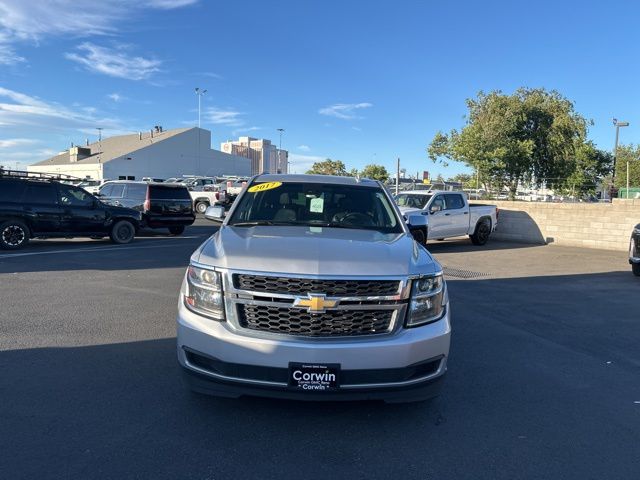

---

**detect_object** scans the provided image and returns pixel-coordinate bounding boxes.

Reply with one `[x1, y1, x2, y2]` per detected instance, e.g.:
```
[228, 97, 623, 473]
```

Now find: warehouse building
[29, 127, 251, 181]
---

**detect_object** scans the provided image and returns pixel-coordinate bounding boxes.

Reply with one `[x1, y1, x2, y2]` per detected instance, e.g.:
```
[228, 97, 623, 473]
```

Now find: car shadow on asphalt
[424, 238, 539, 253]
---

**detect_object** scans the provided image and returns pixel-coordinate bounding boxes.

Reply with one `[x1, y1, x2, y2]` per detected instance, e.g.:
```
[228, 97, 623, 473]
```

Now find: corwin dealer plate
[288, 363, 340, 391]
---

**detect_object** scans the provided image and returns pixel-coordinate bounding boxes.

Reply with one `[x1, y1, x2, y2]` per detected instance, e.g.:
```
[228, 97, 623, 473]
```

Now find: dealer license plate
[288, 363, 340, 391]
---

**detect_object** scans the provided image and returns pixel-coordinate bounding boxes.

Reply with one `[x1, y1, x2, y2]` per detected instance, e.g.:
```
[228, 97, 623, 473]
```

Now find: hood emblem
[293, 294, 338, 313]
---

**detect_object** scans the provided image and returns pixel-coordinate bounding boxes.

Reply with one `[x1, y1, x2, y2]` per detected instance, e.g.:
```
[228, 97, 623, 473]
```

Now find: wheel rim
[2, 225, 26, 246]
[116, 225, 132, 241]
[197, 203, 207, 213]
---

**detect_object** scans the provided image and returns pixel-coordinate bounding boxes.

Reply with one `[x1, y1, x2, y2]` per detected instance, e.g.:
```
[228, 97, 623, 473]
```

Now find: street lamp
[277, 128, 285, 173]
[612, 119, 629, 198]
[195, 87, 207, 128]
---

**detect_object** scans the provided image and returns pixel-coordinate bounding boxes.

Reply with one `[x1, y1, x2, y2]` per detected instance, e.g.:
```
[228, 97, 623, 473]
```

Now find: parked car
[0, 171, 141, 249]
[395, 190, 498, 245]
[177, 174, 450, 402]
[77, 178, 110, 195]
[630, 224, 640, 276]
[98, 181, 195, 235]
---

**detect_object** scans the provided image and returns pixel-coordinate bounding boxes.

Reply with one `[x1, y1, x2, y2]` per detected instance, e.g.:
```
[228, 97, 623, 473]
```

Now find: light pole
[612, 119, 629, 198]
[277, 128, 285, 173]
[195, 87, 207, 128]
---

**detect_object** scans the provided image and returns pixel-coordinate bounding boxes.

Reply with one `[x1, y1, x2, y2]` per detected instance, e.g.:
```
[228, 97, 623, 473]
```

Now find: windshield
[228, 181, 403, 232]
[395, 193, 431, 209]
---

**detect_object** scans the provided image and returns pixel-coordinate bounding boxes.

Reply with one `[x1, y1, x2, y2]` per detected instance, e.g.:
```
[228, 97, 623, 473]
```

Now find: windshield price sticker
[248, 181, 282, 193]
[310, 197, 324, 213]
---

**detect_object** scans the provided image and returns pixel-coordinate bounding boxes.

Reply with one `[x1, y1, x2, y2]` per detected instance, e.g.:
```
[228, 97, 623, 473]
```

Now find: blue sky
[1, 0, 639, 178]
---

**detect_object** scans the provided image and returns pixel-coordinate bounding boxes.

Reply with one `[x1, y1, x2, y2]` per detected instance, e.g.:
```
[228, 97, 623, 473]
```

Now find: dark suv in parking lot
[98, 181, 195, 235]
[0, 171, 142, 250]
[630, 223, 640, 276]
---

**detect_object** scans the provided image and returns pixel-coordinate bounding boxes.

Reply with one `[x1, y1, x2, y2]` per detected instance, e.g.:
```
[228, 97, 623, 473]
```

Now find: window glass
[149, 185, 191, 200]
[228, 182, 401, 232]
[431, 195, 446, 211]
[0, 181, 26, 201]
[109, 184, 126, 197]
[395, 194, 431, 209]
[444, 194, 465, 210]
[58, 184, 93, 207]
[24, 183, 57, 204]
[126, 183, 147, 200]
[99, 184, 113, 197]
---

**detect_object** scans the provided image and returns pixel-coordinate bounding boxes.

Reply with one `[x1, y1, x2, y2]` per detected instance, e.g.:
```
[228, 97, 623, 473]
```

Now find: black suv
[98, 181, 195, 235]
[0, 172, 142, 250]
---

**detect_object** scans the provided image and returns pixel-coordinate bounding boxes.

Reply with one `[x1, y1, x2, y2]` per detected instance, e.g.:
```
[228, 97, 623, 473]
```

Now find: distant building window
[127, 176, 135, 180]
[118, 176, 126, 180]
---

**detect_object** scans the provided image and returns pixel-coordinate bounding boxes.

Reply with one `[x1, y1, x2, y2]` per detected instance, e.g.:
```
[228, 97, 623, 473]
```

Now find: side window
[444, 194, 464, 210]
[24, 183, 56, 204]
[126, 183, 147, 201]
[58, 185, 94, 207]
[110, 184, 126, 198]
[99, 184, 113, 197]
[0, 181, 26, 201]
[431, 195, 446, 212]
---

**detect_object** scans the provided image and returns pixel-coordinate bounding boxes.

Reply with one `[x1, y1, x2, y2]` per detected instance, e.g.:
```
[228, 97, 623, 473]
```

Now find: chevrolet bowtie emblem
[293, 294, 338, 313]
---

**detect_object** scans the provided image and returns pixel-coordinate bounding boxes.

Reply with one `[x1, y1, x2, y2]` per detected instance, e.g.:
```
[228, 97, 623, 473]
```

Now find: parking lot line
[0, 238, 206, 260]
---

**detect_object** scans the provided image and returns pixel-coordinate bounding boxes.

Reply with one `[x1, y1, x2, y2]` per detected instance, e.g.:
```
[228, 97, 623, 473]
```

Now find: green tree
[306, 159, 348, 176]
[348, 168, 359, 177]
[560, 141, 613, 195]
[447, 173, 477, 189]
[428, 88, 591, 200]
[360, 164, 389, 182]
[613, 144, 640, 190]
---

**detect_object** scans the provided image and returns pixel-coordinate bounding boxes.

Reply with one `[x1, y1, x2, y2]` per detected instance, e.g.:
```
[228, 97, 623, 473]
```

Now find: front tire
[633, 263, 640, 277]
[110, 220, 135, 244]
[0, 220, 29, 250]
[169, 226, 185, 235]
[470, 219, 491, 246]
[195, 201, 209, 214]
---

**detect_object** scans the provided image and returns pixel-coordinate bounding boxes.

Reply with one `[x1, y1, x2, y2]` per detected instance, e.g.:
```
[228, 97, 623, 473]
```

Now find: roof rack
[0, 168, 82, 183]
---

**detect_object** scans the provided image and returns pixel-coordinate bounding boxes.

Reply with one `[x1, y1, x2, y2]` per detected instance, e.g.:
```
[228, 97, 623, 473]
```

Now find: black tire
[0, 219, 29, 250]
[470, 219, 491, 246]
[195, 201, 209, 214]
[110, 220, 135, 244]
[633, 263, 640, 277]
[169, 226, 185, 236]
[411, 228, 427, 246]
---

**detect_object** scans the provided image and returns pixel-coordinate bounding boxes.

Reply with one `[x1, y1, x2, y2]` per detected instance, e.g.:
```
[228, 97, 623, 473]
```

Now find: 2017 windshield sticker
[247, 181, 282, 193]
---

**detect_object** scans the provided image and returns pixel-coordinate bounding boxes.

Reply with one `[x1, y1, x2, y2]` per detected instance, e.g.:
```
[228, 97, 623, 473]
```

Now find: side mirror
[406, 213, 428, 228]
[430, 205, 442, 213]
[204, 205, 225, 222]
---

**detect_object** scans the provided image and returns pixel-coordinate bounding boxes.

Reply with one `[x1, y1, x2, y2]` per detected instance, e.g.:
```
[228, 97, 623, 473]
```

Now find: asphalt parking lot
[1, 219, 639, 480]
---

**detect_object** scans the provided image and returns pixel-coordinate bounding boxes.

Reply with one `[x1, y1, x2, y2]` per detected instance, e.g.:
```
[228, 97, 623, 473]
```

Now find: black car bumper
[143, 215, 196, 228]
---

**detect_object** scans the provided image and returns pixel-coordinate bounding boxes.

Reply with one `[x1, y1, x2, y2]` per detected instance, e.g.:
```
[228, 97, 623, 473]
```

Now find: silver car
[176, 174, 451, 402]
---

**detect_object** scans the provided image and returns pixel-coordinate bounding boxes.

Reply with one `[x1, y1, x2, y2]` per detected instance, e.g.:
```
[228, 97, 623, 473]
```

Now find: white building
[29, 127, 251, 181]
[220, 136, 288, 175]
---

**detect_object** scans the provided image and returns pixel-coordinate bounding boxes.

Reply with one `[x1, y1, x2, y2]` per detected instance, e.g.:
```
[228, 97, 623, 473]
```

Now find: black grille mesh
[234, 275, 400, 297]
[238, 305, 393, 337]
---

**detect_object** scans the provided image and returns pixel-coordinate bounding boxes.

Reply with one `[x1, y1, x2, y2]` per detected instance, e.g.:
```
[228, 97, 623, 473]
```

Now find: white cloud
[297, 144, 310, 151]
[288, 154, 325, 173]
[108, 93, 125, 102]
[231, 126, 261, 136]
[0, 86, 125, 132]
[0, 0, 198, 65]
[0, 138, 39, 148]
[66, 43, 162, 80]
[204, 107, 245, 127]
[318, 102, 373, 120]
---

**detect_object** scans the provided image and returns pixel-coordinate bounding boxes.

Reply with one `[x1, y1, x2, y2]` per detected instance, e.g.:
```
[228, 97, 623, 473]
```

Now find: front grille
[234, 275, 400, 297]
[238, 304, 394, 337]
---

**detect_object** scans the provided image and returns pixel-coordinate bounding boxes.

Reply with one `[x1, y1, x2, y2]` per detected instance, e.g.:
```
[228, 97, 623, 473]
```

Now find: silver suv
[176, 174, 451, 402]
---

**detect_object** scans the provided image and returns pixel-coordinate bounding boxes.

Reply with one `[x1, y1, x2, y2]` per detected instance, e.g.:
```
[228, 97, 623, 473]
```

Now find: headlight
[184, 265, 225, 320]
[406, 273, 446, 327]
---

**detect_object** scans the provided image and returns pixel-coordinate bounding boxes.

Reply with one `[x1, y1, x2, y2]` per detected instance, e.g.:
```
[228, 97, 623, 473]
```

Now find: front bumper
[176, 298, 451, 402]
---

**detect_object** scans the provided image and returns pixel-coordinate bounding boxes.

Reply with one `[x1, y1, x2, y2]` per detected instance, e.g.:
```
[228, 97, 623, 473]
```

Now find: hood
[398, 206, 425, 217]
[194, 226, 439, 277]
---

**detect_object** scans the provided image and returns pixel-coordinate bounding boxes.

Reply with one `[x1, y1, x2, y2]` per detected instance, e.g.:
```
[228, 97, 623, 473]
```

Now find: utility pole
[395, 157, 400, 195]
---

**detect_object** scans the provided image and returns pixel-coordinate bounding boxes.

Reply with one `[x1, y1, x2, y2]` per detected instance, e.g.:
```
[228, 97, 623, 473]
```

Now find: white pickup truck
[395, 190, 498, 245]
